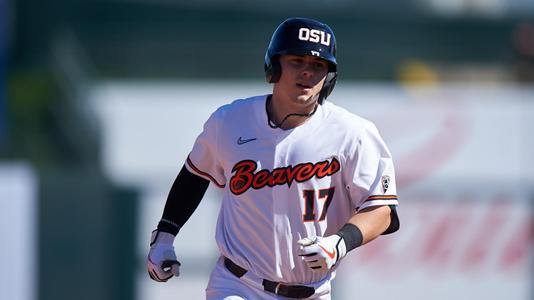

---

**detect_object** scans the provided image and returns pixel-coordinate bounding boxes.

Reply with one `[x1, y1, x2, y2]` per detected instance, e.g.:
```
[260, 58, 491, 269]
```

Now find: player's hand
[147, 230, 181, 282]
[297, 235, 347, 271]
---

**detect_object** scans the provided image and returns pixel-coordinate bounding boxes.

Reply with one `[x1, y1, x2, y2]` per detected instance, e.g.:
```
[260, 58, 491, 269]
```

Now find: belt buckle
[274, 282, 282, 295]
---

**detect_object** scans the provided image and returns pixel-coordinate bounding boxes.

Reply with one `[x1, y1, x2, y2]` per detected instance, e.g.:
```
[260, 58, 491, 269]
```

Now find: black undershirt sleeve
[382, 205, 400, 235]
[156, 164, 210, 235]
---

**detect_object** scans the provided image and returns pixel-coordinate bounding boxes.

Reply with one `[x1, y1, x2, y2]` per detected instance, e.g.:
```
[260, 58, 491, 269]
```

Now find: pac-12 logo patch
[382, 175, 390, 193]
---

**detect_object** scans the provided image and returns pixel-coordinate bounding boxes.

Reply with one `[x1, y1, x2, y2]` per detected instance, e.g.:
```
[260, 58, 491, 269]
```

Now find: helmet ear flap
[266, 56, 281, 83]
[318, 72, 337, 104]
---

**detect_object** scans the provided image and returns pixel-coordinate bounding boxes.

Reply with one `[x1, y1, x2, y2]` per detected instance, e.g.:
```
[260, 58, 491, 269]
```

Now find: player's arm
[344, 204, 399, 245]
[298, 205, 399, 271]
[147, 164, 210, 282]
[157, 164, 210, 235]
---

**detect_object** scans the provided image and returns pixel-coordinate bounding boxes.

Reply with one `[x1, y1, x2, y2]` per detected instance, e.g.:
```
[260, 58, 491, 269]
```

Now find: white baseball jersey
[185, 95, 398, 285]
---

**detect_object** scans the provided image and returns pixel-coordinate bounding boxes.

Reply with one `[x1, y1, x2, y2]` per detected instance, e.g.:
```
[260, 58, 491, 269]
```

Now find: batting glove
[297, 235, 347, 271]
[147, 230, 181, 282]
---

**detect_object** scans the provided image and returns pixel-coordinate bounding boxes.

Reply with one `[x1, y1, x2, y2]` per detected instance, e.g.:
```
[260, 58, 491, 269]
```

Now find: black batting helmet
[264, 17, 337, 103]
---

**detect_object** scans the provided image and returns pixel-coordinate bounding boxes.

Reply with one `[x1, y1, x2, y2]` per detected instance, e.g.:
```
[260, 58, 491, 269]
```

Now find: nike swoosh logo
[318, 245, 336, 259]
[237, 137, 257, 145]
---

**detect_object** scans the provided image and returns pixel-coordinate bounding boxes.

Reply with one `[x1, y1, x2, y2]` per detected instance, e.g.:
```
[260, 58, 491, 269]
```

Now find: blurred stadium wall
[92, 82, 534, 300]
[2, 0, 534, 300]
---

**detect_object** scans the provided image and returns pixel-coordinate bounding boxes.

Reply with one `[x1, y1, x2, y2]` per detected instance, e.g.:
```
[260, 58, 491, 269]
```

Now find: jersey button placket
[272, 138, 293, 275]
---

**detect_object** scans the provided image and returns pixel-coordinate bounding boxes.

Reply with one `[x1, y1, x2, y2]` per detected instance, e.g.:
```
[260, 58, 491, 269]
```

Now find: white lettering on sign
[298, 28, 331, 46]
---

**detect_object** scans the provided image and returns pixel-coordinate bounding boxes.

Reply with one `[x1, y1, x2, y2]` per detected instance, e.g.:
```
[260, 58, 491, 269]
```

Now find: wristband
[336, 223, 363, 252]
[157, 218, 180, 236]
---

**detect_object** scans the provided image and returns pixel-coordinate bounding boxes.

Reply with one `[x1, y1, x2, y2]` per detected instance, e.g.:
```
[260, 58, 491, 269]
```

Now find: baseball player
[147, 17, 400, 299]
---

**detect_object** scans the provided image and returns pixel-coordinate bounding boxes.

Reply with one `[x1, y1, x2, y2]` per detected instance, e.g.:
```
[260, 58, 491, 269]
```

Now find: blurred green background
[5, 1, 534, 165]
[1, 1, 533, 300]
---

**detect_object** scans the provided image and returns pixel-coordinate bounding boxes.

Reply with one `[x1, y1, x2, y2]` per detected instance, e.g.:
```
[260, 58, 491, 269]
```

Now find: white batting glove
[147, 230, 181, 282]
[297, 235, 347, 271]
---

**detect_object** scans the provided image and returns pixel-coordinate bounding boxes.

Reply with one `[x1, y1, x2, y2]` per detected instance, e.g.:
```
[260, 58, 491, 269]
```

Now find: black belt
[224, 257, 315, 299]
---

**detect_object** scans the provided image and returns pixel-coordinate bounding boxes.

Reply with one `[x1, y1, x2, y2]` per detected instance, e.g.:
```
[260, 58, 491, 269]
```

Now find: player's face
[276, 55, 329, 105]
